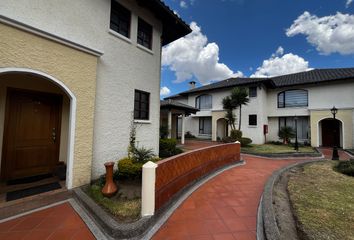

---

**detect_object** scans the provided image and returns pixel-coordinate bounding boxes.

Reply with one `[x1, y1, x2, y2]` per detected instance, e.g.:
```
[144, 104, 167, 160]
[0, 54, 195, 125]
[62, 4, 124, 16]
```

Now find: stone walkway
[0, 202, 95, 240]
[152, 155, 303, 240]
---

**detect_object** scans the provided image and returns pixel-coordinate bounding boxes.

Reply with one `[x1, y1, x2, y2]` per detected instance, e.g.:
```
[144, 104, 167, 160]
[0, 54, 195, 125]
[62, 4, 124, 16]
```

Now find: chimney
[189, 81, 196, 89]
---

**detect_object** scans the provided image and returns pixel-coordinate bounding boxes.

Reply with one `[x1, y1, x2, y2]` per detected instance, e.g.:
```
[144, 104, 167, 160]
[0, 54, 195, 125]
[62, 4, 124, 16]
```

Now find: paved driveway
[152, 155, 304, 240]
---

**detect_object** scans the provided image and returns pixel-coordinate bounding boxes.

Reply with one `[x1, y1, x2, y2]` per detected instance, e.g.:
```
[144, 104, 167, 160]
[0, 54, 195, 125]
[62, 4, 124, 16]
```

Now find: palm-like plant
[222, 96, 236, 130]
[278, 126, 295, 144]
[230, 87, 250, 130]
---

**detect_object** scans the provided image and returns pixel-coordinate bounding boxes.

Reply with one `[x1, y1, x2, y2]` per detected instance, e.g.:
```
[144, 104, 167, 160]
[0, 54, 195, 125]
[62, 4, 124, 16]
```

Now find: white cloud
[346, 0, 353, 8]
[162, 22, 243, 85]
[160, 86, 171, 96]
[180, 1, 188, 8]
[286, 11, 354, 55]
[251, 47, 310, 77]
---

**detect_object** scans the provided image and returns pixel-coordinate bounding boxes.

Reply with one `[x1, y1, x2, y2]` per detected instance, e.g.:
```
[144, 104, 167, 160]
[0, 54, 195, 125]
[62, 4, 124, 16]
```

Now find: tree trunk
[238, 105, 242, 131]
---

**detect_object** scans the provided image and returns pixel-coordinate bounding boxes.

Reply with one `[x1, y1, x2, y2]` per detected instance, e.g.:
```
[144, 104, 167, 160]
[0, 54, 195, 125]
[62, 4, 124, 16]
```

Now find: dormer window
[110, 0, 131, 38]
[278, 89, 308, 108]
[196, 94, 212, 110]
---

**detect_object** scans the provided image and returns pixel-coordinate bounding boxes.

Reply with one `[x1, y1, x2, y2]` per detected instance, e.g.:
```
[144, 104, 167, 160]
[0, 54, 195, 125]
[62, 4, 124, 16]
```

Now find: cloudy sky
[160, 0, 354, 97]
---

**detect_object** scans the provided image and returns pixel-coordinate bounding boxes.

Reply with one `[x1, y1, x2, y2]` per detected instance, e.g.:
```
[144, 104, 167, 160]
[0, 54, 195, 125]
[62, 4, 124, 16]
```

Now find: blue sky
[160, 0, 354, 97]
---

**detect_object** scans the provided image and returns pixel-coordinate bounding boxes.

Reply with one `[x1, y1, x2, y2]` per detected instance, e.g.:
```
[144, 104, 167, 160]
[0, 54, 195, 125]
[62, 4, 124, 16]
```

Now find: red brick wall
[155, 143, 240, 210]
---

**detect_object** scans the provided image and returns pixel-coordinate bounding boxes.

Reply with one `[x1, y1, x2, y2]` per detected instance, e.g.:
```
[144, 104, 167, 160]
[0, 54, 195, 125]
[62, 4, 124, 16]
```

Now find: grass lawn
[288, 162, 354, 240]
[86, 184, 141, 222]
[242, 143, 315, 154]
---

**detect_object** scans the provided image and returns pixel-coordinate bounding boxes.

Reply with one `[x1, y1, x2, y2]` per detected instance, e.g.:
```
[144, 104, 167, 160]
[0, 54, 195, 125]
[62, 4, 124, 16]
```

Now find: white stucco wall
[1, 0, 163, 179]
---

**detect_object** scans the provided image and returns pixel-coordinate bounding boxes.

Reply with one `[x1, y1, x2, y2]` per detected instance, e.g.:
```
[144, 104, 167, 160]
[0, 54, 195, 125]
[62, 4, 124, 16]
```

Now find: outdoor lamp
[331, 106, 339, 160]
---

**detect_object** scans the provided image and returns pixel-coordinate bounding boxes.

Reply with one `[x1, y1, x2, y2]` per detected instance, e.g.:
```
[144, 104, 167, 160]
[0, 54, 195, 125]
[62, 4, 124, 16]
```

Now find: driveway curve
[152, 154, 306, 240]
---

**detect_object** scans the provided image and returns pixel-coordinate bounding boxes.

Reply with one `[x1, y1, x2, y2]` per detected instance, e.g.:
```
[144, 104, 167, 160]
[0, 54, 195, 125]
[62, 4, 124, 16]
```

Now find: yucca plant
[278, 126, 295, 144]
[132, 147, 155, 163]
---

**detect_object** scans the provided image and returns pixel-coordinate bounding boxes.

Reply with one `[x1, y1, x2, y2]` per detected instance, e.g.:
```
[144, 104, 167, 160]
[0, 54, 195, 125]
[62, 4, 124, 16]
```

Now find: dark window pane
[199, 117, 212, 134]
[249, 115, 257, 126]
[249, 87, 257, 97]
[137, 18, 152, 49]
[110, 0, 131, 38]
[278, 92, 284, 108]
[134, 90, 149, 120]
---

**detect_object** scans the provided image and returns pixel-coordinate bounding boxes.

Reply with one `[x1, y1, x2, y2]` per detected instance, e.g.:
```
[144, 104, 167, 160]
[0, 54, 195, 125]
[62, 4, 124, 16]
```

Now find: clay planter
[102, 162, 118, 197]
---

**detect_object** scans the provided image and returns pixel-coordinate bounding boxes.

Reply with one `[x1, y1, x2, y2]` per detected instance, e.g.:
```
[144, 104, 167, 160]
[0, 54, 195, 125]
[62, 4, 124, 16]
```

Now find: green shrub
[132, 147, 155, 163]
[240, 137, 252, 147]
[278, 126, 295, 144]
[117, 157, 159, 180]
[159, 138, 183, 158]
[185, 131, 196, 138]
[230, 130, 242, 140]
[334, 159, 354, 177]
[160, 125, 168, 139]
[221, 136, 235, 143]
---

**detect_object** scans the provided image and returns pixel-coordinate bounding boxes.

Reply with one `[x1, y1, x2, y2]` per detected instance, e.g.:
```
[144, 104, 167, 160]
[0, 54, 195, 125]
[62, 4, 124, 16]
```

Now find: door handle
[52, 128, 56, 142]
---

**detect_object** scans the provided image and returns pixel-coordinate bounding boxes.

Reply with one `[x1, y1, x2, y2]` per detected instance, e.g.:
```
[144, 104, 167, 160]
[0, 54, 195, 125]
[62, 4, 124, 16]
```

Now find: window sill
[248, 125, 258, 128]
[109, 29, 132, 44]
[134, 120, 151, 124]
[137, 44, 154, 55]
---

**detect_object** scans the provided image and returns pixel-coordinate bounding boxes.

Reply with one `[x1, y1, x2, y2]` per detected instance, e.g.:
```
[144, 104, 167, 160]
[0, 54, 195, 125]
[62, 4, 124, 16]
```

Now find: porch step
[0, 187, 71, 220]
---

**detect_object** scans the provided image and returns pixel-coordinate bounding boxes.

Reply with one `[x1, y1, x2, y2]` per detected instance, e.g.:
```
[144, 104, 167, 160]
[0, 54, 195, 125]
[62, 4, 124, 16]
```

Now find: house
[166, 68, 354, 149]
[0, 0, 191, 189]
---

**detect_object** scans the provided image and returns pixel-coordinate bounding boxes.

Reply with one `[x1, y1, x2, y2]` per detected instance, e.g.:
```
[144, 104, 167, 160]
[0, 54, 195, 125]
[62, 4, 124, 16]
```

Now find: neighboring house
[0, 0, 190, 189]
[167, 68, 354, 149]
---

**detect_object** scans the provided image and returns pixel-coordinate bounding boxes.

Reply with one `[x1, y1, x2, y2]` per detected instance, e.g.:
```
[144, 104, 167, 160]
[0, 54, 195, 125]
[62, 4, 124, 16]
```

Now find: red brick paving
[0, 202, 95, 240]
[179, 140, 221, 152]
[317, 147, 352, 160]
[152, 155, 303, 240]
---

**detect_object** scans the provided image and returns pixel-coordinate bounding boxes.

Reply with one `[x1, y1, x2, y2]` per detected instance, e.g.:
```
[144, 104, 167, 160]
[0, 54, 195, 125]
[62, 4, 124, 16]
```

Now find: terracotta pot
[102, 162, 118, 197]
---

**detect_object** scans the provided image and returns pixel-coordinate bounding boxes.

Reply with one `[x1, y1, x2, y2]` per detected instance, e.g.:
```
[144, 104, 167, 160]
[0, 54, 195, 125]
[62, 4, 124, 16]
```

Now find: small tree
[222, 87, 250, 131]
[278, 126, 295, 144]
[222, 96, 236, 130]
[230, 87, 250, 130]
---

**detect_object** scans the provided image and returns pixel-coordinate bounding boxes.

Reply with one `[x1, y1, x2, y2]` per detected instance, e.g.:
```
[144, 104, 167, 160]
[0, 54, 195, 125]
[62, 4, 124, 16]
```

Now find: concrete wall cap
[143, 161, 158, 168]
[235, 141, 240, 144]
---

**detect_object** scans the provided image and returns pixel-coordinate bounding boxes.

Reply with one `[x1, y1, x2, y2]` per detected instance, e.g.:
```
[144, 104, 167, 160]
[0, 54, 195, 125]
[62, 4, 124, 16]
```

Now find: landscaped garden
[285, 160, 354, 239]
[242, 143, 316, 154]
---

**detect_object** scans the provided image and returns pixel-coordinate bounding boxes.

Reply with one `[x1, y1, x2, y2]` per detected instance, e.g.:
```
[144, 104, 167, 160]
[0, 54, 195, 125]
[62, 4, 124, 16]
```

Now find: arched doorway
[0, 68, 76, 189]
[319, 118, 342, 147]
[216, 118, 228, 140]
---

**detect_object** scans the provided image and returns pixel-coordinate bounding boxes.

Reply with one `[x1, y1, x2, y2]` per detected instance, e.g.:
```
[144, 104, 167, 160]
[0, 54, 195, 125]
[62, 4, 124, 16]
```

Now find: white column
[141, 161, 158, 216]
[168, 110, 172, 138]
[181, 114, 185, 144]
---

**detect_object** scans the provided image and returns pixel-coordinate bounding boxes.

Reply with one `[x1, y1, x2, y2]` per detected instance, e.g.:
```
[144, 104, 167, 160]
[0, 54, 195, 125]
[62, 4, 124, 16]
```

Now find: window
[279, 116, 309, 140]
[199, 117, 212, 135]
[110, 1, 131, 38]
[249, 115, 257, 126]
[137, 18, 153, 49]
[134, 90, 149, 120]
[249, 87, 257, 97]
[195, 95, 212, 110]
[278, 90, 308, 108]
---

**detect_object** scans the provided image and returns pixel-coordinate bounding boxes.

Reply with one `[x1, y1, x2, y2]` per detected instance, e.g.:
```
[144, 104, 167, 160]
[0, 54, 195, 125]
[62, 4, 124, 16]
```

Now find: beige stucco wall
[0, 23, 98, 187]
[310, 109, 353, 149]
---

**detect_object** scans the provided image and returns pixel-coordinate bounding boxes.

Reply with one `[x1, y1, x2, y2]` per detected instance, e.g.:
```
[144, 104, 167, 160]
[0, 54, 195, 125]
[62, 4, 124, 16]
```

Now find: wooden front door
[1, 89, 62, 180]
[321, 119, 340, 147]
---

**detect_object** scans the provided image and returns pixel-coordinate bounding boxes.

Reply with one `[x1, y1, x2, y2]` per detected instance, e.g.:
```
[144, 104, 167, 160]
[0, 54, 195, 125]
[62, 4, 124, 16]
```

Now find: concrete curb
[257, 159, 327, 240]
[242, 147, 322, 159]
[74, 160, 245, 240]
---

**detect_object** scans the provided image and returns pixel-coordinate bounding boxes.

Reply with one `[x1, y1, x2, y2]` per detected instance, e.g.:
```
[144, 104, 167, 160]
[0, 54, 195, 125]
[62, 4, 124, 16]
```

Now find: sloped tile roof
[166, 67, 354, 99]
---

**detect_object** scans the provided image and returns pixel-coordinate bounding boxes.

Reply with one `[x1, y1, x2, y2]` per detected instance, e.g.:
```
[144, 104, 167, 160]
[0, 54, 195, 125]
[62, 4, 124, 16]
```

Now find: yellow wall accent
[212, 111, 228, 141]
[310, 109, 353, 149]
[0, 23, 98, 187]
